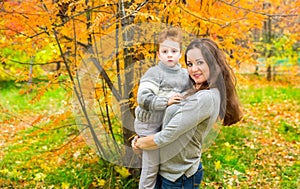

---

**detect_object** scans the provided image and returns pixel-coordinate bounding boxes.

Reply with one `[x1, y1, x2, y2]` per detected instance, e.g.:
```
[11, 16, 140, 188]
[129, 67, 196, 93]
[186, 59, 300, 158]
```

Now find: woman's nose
[191, 64, 200, 71]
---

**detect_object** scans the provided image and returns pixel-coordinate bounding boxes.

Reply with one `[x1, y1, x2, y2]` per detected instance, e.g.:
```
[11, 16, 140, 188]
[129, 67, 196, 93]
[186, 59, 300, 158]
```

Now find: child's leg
[139, 149, 159, 189]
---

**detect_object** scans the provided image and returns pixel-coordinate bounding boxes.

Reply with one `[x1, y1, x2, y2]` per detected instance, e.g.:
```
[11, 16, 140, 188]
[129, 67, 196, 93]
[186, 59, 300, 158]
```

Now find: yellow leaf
[97, 179, 106, 186]
[61, 182, 70, 189]
[114, 166, 131, 178]
[214, 160, 222, 171]
[34, 173, 46, 181]
[0, 168, 9, 174]
[224, 142, 231, 147]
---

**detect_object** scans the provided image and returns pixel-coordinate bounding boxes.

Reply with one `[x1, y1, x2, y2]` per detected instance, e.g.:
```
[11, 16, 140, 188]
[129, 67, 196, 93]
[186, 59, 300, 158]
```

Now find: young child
[134, 28, 192, 189]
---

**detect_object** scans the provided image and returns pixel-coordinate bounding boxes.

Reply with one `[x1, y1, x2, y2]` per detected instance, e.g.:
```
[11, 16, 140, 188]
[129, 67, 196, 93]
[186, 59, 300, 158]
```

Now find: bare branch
[178, 5, 223, 26]
[102, 0, 149, 29]
[55, 4, 115, 28]
[62, 34, 89, 50]
[8, 59, 62, 66]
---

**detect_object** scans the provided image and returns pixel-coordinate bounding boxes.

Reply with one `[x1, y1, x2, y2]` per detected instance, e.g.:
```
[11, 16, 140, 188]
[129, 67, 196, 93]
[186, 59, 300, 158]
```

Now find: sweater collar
[158, 61, 181, 73]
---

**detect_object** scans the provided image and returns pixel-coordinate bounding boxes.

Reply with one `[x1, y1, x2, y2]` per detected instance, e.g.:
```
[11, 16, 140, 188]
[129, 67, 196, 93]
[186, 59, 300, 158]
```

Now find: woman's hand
[131, 136, 142, 154]
[135, 135, 158, 150]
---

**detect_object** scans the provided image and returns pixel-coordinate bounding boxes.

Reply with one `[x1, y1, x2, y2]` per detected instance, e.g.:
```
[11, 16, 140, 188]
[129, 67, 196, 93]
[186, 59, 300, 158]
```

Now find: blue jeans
[155, 163, 204, 189]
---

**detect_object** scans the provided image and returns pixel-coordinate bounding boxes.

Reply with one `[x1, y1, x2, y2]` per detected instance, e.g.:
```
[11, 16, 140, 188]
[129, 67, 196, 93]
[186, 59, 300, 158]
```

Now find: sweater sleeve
[137, 67, 169, 111]
[153, 91, 214, 147]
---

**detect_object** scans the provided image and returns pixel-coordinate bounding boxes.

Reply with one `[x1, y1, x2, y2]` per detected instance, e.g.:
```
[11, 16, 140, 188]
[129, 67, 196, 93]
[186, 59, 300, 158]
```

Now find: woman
[132, 38, 243, 188]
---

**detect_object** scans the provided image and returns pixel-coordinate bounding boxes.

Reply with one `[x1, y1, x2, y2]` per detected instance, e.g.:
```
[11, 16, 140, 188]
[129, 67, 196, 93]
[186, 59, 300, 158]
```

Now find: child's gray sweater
[135, 61, 191, 124]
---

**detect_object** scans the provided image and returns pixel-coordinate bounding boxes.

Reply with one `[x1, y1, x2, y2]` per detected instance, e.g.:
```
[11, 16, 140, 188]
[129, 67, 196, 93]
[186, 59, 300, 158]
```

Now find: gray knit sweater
[153, 88, 221, 182]
[135, 61, 191, 124]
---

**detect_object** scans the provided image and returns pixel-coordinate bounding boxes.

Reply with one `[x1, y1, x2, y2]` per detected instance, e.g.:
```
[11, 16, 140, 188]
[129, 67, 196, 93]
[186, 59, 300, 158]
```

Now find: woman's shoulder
[192, 88, 220, 101]
[186, 89, 220, 113]
[195, 88, 219, 95]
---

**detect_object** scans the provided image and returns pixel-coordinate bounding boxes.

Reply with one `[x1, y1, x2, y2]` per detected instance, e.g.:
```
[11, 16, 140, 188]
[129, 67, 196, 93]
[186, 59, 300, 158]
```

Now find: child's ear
[179, 52, 182, 59]
[157, 52, 161, 60]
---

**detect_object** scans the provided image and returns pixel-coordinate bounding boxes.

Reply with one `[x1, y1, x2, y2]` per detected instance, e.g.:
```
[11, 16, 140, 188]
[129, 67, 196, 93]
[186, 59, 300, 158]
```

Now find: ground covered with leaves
[202, 74, 299, 188]
[0, 74, 299, 188]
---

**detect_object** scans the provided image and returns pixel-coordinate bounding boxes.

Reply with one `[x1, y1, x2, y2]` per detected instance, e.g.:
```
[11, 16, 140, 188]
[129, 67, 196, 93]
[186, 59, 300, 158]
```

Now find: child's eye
[172, 50, 178, 53]
[162, 50, 167, 54]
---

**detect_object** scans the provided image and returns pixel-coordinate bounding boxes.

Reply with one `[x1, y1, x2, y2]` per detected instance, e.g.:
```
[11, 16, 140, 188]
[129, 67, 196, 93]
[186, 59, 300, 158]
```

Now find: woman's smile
[192, 73, 202, 78]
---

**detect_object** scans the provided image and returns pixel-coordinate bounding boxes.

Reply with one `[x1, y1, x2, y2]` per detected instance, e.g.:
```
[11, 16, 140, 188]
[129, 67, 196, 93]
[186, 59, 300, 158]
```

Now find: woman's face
[186, 48, 210, 87]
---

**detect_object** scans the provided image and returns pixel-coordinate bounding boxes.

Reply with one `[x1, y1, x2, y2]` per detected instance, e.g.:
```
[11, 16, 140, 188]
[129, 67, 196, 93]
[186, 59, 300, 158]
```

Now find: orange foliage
[1, 0, 298, 66]
[0, 2, 299, 182]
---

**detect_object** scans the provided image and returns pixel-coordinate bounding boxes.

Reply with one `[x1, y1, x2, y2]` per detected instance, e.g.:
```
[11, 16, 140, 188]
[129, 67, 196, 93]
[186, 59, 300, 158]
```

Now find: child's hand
[167, 93, 183, 106]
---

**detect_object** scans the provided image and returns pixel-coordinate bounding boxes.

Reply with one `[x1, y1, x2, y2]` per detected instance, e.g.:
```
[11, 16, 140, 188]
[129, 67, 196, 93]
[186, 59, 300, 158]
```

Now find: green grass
[201, 79, 299, 188]
[0, 80, 138, 188]
[0, 80, 67, 113]
[0, 77, 299, 188]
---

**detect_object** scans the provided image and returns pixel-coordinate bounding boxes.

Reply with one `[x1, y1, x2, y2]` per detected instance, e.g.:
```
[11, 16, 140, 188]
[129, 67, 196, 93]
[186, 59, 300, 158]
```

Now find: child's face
[158, 39, 181, 67]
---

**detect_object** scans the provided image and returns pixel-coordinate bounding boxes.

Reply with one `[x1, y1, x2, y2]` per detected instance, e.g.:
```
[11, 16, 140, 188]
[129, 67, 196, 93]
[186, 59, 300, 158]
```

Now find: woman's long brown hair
[184, 38, 243, 126]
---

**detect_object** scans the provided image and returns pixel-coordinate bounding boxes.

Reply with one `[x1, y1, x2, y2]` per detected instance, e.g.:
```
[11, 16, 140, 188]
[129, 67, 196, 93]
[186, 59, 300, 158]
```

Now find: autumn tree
[0, 0, 299, 168]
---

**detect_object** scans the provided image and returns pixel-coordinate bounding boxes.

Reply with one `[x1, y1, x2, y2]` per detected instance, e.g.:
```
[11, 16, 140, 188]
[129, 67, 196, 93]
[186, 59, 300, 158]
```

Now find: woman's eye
[186, 63, 193, 67]
[197, 61, 203, 65]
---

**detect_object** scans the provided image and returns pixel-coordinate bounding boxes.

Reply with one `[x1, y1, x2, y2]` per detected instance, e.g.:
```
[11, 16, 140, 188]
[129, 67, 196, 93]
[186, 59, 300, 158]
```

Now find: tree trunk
[273, 65, 276, 81]
[118, 0, 141, 170]
[267, 65, 272, 81]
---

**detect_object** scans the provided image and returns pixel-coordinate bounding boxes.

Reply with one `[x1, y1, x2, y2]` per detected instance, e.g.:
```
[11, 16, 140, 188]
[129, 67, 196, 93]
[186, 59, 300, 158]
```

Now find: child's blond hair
[157, 28, 183, 50]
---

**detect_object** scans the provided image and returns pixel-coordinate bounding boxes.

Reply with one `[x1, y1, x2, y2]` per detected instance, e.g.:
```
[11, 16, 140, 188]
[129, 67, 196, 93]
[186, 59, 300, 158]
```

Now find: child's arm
[137, 81, 168, 111]
[136, 67, 167, 111]
[138, 83, 183, 110]
[137, 67, 183, 111]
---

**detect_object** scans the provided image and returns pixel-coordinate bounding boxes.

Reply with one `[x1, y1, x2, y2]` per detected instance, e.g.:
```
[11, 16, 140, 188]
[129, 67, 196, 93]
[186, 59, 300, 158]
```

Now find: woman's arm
[141, 91, 217, 150]
[133, 135, 158, 150]
[134, 96, 209, 151]
[133, 90, 219, 151]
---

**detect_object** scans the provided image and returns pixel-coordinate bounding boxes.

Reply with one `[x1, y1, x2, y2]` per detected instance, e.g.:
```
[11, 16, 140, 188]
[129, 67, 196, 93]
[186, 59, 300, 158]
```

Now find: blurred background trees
[0, 0, 299, 167]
